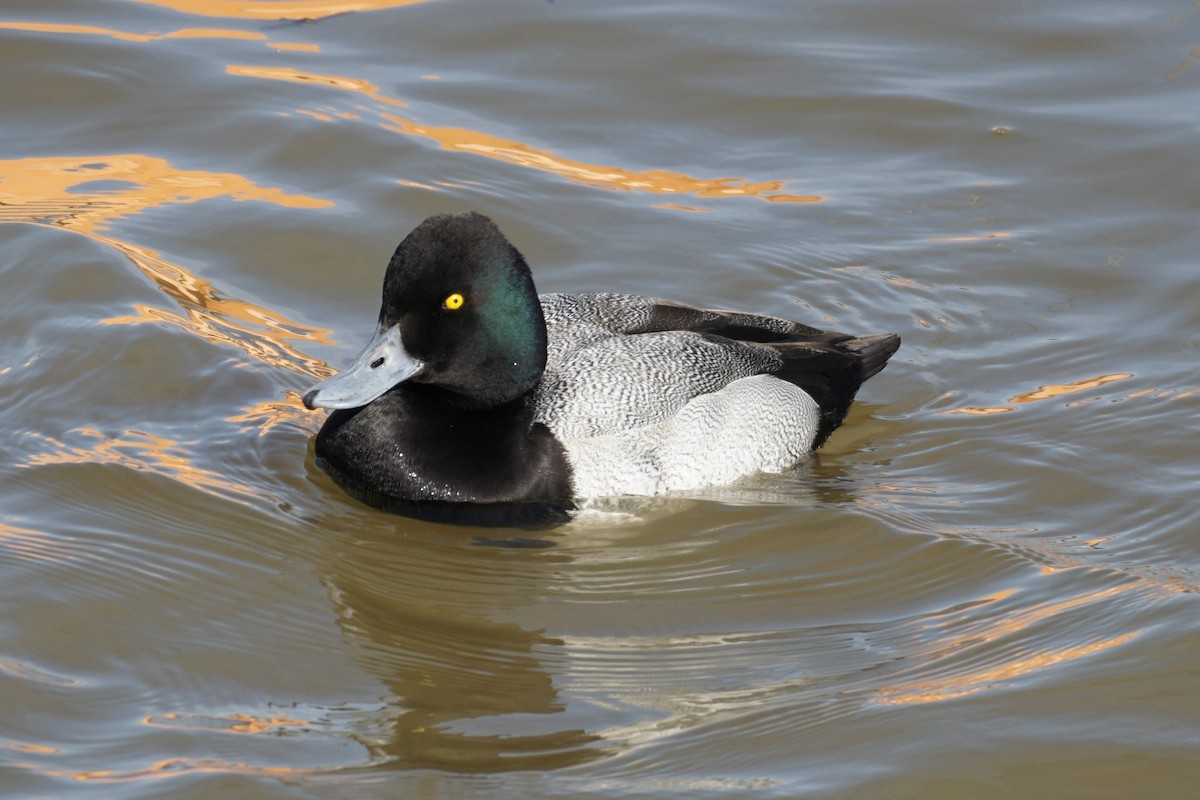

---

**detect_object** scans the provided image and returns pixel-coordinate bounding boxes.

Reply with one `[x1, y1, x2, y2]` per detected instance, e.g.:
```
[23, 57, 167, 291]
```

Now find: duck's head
[302, 212, 547, 411]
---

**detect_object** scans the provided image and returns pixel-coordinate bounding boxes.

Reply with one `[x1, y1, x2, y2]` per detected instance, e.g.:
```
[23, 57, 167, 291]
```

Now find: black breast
[313, 384, 574, 527]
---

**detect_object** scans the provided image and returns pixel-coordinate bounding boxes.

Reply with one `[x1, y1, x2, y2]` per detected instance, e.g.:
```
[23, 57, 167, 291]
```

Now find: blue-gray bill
[302, 323, 423, 410]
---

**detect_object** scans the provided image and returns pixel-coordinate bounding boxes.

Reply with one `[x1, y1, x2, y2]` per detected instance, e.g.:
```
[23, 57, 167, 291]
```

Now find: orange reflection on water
[943, 405, 1016, 416]
[230, 65, 821, 204]
[26, 429, 265, 504]
[0, 21, 157, 43]
[1011, 372, 1134, 403]
[228, 65, 401, 106]
[271, 41, 321, 52]
[382, 112, 819, 201]
[130, 0, 435, 20]
[3, 740, 59, 755]
[0, 20, 312, 50]
[229, 394, 323, 436]
[945, 372, 1137, 415]
[103, 297, 332, 376]
[874, 583, 1144, 705]
[98, 237, 334, 376]
[0, 657, 81, 687]
[162, 27, 266, 40]
[0, 522, 83, 565]
[929, 232, 1013, 243]
[834, 265, 926, 290]
[145, 711, 309, 734]
[654, 203, 712, 212]
[0, 154, 329, 234]
[53, 758, 308, 783]
[875, 631, 1139, 705]
[0, 154, 334, 375]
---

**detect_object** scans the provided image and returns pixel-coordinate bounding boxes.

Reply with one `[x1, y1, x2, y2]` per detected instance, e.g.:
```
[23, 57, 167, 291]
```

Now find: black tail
[843, 333, 902, 383]
[770, 332, 900, 449]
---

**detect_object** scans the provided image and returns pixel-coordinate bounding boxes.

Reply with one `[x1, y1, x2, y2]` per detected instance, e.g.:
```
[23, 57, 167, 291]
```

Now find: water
[2, 1, 1199, 797]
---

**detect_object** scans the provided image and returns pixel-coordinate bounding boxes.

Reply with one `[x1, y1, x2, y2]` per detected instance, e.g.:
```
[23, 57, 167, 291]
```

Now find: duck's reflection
[319, 520, 607, 771]
[311, 455, 872, 773]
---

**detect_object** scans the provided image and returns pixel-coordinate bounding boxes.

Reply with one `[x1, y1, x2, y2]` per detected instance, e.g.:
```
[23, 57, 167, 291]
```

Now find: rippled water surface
[3, 1, 1199, 797]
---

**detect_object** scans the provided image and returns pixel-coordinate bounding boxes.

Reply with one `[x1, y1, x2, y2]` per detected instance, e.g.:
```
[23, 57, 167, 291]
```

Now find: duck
[302, 211, 900, 526]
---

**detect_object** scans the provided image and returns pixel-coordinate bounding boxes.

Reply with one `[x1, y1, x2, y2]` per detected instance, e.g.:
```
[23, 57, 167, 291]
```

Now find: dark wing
[540, 292, 829, 344]
[626, 298, 840, 343]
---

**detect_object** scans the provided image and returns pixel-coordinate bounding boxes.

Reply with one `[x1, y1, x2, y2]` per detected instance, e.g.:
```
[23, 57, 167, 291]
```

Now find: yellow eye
[443, 292, 465, 310]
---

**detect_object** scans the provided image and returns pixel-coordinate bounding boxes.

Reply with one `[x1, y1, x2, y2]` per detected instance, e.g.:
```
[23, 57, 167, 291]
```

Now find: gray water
[2, 1, 1199, 798]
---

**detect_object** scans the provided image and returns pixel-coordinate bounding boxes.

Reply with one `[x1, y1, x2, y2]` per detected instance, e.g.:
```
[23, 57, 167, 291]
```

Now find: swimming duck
[303, 212, 899, 526]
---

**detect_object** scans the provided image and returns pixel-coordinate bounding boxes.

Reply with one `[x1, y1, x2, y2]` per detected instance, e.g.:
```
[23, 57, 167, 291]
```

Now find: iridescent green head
[303, 212, 547, 411]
